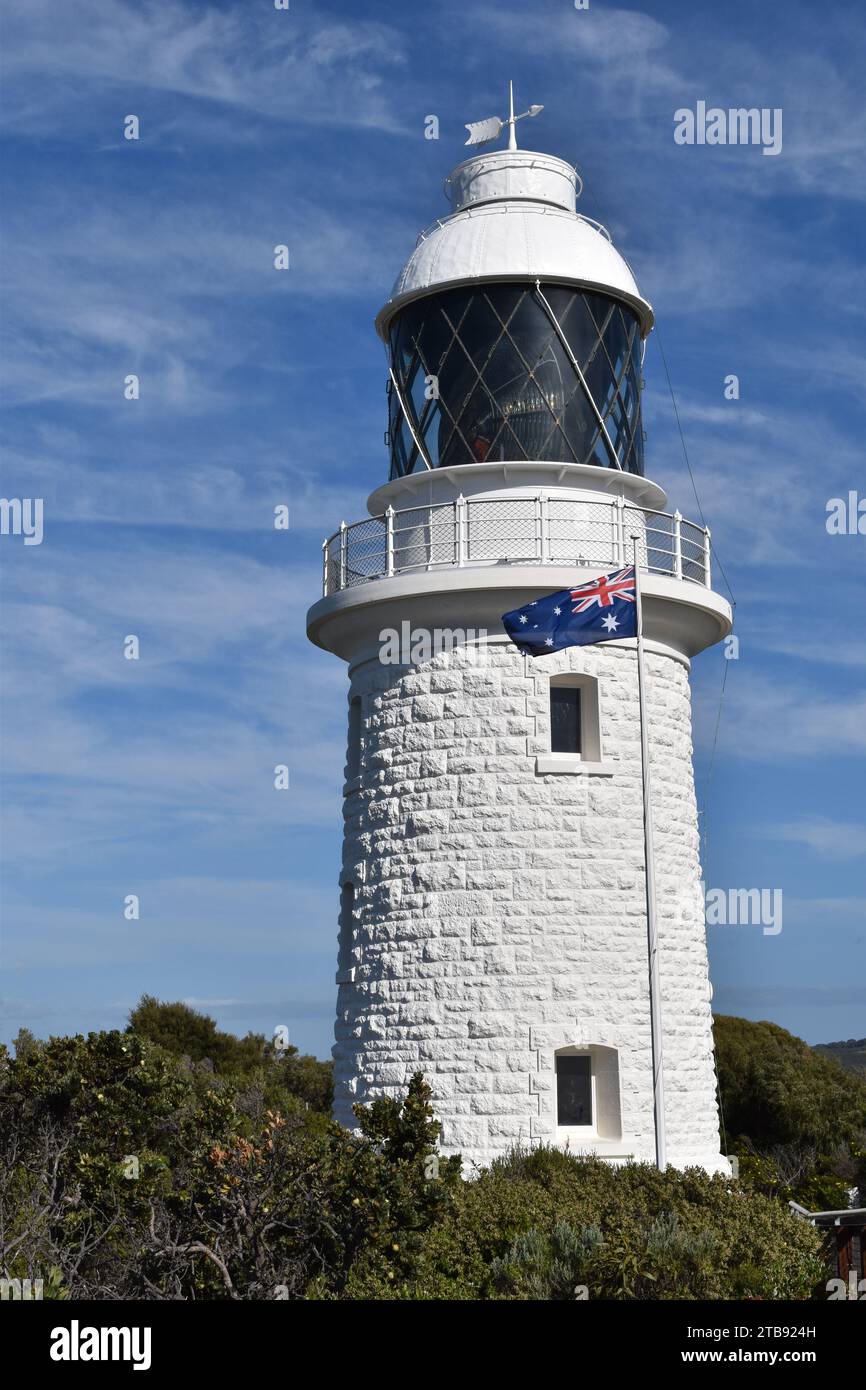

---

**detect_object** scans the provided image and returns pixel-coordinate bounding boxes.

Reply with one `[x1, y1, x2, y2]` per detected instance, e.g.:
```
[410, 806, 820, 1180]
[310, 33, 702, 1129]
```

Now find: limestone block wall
[332, 637, 725, 1173]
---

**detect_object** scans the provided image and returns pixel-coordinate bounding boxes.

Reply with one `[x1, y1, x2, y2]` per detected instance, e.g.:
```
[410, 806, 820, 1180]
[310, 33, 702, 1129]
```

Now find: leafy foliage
[714, 1014, 866, 1207]
[127, 995, 333, 1115]
[814, 1038, 866, 1076]
[0, 1008, 837, 1300]
[409, 1147, 824, 1300]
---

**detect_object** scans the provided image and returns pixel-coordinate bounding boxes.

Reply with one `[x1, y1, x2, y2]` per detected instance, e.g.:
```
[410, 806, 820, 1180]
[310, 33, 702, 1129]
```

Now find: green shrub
[714, 1015, 866, 1207]
[0, 1027, 829, 1301]
[399, 1147, 825, 1300]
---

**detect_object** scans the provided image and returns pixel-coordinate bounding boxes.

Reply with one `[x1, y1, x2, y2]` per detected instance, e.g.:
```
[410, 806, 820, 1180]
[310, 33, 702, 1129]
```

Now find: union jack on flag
[570, 566, 637, 612]
[502, 566, 638, 656]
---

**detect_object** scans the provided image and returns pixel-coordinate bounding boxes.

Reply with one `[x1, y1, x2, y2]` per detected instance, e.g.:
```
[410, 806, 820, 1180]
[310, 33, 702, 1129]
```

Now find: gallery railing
[322, 495, 711, 596]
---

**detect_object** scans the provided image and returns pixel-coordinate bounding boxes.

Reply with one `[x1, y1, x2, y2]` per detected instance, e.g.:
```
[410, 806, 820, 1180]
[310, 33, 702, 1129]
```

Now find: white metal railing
[322, 495, 711, 596]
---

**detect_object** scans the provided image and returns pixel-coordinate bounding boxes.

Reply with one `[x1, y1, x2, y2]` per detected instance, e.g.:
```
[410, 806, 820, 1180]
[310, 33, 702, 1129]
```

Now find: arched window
[556, 1053, 592, 1125]
[550, 683, 582, 755]
[548, 674, 601, 762]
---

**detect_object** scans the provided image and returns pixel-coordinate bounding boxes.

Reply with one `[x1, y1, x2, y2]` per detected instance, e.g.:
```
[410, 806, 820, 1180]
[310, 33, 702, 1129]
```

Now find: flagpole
[632, 536, 667, 1171]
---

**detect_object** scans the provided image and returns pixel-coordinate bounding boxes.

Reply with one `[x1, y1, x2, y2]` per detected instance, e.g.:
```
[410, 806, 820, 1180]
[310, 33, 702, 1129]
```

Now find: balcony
[322, 495, 711, 596]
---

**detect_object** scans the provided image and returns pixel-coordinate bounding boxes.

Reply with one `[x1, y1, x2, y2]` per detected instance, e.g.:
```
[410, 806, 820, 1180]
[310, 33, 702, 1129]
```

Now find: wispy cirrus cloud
[0, 539, 349, 875]
[463, 1, 866, 199]
[2, 0, 865, 1055]
[694, 670, 866, 763]
[1, 0, 410, 135]
[0, 189, 405, 410]
[762, 821, 866, 860]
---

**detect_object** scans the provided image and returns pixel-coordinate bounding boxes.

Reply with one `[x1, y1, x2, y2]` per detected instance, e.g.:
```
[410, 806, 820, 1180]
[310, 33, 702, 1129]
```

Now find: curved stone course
[332, 637, 725, 1172]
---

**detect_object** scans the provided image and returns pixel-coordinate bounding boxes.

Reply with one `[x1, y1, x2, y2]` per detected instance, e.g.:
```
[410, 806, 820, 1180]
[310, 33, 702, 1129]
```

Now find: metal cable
[652, 326, 737, 610]
[701, 654, 730, 862]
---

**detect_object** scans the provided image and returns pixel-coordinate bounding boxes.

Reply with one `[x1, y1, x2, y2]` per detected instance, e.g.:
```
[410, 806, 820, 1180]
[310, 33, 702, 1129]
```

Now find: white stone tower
[307, 112, 732, 1173]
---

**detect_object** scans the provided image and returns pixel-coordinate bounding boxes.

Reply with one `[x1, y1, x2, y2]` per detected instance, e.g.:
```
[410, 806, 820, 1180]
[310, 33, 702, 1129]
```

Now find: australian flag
[502, 566, 638, 656]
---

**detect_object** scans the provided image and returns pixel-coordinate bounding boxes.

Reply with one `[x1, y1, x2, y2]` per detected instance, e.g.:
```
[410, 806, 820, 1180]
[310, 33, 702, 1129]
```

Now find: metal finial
[464, 83, 544, 149]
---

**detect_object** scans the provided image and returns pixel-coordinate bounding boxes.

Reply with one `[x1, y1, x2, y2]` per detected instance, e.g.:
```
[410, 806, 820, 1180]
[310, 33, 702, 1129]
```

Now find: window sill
[536, 755, 615, 776]
[556, 1132, 632, 1158]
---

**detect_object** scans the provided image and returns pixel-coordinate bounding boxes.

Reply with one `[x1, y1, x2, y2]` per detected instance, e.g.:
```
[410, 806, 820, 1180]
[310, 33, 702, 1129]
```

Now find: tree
[127, 996, 265, 1074]
[0, 1022, 844, 1300]
[714, 1015, 866, 1206]
[0, 1029, 233, 1297]
[126, 995, 333, 1114]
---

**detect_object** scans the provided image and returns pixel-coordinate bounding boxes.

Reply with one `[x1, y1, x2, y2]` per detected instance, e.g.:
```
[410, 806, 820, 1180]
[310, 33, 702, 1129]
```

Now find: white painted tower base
[313, 591, 729, 1173]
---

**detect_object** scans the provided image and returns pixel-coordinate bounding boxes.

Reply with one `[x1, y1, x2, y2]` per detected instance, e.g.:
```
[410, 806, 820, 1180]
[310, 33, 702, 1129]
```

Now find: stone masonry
[332, 635, 726, 1172]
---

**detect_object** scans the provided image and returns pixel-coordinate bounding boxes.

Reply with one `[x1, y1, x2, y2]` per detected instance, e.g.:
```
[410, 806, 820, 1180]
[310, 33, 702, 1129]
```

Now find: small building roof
[790, 1201, 866, 1227]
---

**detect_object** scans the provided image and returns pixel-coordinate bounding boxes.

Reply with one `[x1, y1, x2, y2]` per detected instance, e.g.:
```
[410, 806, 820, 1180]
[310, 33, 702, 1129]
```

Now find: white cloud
[0, 189, 405, 409]
[0, 539, 350, 869]
[763, 821, 866, 860]
[694, 670, 866, 762]
[1, 0, 409, 135]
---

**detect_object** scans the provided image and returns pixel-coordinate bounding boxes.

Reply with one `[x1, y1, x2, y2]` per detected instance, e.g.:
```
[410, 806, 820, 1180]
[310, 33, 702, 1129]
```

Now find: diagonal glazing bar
[533, 282, 623, 470]
[437, 298, 534, 461]
[388, 364, 433, 470]
[481, 294, 581, 461]
[593, 307, 640, 423]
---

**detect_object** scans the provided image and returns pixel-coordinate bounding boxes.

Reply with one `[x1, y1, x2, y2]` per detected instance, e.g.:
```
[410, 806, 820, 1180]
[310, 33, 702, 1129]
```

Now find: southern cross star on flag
[501, 566, 638, 656]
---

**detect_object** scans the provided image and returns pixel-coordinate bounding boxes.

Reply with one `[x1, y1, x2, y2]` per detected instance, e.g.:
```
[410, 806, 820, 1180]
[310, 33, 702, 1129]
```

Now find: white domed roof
[375, 149, 653, 340]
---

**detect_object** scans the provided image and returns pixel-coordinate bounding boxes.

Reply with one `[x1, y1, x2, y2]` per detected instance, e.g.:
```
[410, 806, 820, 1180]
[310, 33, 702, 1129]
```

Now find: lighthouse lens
[387, 284, 643, 477]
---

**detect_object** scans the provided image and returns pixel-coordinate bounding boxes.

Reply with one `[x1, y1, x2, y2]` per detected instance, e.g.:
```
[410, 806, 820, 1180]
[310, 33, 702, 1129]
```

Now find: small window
[347, 697, 362, 780]
[557, 1054, 592, 1126]
[543, 674, 603, 766]
[553, 1046, 622, 1141]
[550, 685, 581, 754]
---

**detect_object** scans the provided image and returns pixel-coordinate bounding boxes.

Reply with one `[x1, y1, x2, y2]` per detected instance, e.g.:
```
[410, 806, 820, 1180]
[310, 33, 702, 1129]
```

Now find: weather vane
[464, 80, 544, 150]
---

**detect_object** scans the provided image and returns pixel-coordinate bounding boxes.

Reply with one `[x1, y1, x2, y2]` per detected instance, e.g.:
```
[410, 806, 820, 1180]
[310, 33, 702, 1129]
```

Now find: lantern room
[375, 147, 654, 482]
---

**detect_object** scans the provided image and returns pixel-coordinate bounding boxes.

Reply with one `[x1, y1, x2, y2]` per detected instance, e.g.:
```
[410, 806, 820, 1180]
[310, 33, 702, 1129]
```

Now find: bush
[402, 1147, 825, 1300]
[714, 1015, 866, 1206]
[0, 1021, 828, 1301]
[127, 995, 333, 1115]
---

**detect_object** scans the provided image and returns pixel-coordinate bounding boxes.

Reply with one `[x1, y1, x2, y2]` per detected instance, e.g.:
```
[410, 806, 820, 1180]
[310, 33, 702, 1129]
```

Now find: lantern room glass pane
[387, 285, 644, 478]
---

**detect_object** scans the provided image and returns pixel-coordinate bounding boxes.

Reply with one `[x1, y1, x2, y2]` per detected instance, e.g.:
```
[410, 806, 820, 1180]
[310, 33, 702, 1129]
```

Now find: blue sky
[1, 0, 864, 1057]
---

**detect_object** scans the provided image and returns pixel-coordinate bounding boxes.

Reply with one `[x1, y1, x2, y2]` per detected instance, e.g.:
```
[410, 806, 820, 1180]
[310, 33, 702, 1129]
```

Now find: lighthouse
[306, 98, 732, 1173]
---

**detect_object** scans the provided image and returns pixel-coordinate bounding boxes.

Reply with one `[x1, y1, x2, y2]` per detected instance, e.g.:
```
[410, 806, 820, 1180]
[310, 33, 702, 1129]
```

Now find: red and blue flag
[502, 566, 638, 656]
